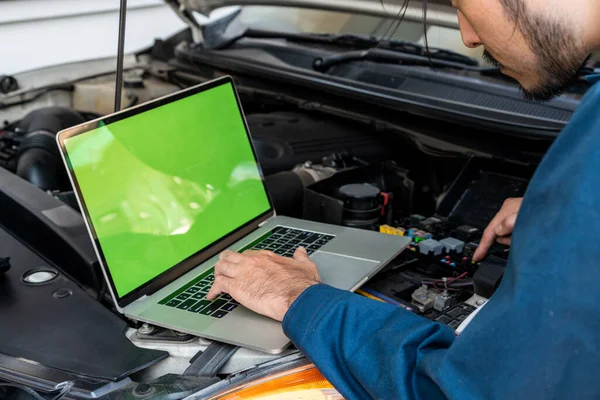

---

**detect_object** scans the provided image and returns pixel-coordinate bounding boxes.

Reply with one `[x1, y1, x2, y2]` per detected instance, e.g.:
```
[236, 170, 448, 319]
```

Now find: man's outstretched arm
[282, 283, 458, 400]
[206, 246, 578, 399]
[206, 247, 468, 399]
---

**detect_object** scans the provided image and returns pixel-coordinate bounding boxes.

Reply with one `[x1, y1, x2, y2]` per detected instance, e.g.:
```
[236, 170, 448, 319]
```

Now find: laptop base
[125, 216, 411, 354]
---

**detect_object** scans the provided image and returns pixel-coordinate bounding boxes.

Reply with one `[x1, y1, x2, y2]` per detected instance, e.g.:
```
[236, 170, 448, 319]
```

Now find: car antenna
[114, 0, 128, 112]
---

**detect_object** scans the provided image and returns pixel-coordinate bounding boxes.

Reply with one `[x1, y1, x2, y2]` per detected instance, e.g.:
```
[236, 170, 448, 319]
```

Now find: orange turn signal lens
[211, 364, 344, 399]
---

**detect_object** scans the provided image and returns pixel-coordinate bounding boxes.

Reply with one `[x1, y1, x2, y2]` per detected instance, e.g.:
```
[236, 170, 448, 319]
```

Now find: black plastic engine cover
[0, 166, 100, 289]
[246, 112, 388, 175]
[0, 225, 168, 381]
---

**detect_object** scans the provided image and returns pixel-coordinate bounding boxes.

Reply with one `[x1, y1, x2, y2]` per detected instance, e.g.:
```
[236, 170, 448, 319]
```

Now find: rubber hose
[16, 107, 85, 191]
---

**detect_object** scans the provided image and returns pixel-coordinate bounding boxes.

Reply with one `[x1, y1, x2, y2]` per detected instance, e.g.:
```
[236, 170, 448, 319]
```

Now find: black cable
[115, 0, 128, 112]
[0, 67, 148, 109]
[0, 380, 73, 399]
[399, 271, 473, 289]
[0, 86, 74, 110]
[0, 383, 47, 400]
[433, 281, 473, 291]
[168, 75, 189, 89]
[399, 271, 424, 285]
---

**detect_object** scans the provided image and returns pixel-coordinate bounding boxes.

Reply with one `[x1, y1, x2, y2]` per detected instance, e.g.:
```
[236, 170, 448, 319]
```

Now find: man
[208, 0, 600, 398]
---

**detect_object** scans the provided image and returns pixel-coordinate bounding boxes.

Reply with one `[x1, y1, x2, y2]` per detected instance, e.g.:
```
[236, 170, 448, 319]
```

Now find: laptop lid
[57, 76, 275, 309]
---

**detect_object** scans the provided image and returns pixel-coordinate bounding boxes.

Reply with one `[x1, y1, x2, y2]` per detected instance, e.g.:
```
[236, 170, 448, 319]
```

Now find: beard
[519, 53, 590, 103]
[485, 7, 590, 102]
[482, 49, 588, 102]
[482, 50, 501, 68]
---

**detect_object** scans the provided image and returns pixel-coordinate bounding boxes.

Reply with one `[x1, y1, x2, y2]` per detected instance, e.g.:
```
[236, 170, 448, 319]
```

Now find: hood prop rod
[114, 0, 128, 112]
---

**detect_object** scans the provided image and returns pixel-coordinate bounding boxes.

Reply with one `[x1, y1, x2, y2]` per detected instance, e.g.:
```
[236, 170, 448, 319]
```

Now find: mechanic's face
[452, 0, 589, 101]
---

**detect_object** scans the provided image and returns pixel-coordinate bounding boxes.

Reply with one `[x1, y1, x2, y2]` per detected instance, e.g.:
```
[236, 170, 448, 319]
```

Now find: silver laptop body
[56, 76, 410, 354]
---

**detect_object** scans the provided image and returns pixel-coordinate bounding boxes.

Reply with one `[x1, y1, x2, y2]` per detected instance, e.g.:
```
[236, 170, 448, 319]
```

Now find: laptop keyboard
[159, 226, 335, 319]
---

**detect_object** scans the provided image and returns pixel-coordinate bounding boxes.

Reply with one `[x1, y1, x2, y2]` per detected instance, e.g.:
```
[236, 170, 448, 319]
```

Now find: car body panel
[179, 0, 458, 29]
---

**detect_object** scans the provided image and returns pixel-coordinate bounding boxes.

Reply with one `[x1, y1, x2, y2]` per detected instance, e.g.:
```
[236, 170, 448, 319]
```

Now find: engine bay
[0, 68, 547, 398]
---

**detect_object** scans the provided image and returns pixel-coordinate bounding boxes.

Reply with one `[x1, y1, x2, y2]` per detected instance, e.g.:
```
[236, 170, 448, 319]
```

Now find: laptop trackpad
[311, 251, 379, 291]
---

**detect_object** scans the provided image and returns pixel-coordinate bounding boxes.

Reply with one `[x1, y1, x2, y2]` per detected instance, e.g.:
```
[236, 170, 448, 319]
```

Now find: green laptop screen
[64, 82, 271, 298]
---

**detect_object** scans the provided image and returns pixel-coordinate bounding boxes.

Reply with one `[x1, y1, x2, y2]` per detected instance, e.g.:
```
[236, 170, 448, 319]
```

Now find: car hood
[174, 0, 458, 28]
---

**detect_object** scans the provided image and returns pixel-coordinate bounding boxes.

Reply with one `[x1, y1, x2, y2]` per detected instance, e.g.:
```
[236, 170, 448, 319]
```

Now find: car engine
[0, 69, 546, 399]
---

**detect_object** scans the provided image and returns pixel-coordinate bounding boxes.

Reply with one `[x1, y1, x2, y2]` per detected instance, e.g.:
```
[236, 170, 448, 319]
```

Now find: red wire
[434, 271, 468, 285]
[449, 271, 468, 283]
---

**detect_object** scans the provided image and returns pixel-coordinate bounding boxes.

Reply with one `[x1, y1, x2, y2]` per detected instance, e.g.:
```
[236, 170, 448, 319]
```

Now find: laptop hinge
[133, 295, 149, 304]
[259, 214, 277, 227]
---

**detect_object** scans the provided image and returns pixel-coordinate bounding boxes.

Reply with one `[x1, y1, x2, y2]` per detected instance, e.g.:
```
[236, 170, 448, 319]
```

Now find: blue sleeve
[283, 284, 457, 400]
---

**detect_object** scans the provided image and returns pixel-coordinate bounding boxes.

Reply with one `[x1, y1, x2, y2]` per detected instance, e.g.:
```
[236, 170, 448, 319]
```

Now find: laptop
[56, 76, 411, 354]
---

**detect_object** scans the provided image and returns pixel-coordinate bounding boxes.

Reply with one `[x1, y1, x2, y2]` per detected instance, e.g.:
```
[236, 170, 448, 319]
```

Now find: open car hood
[170, 0, 458, 29]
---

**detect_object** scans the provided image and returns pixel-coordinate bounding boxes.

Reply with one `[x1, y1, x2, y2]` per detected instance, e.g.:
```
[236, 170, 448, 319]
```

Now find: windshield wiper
[248, 31, 382, 48]
[218, 29, 481, 68]
[313, 33, 480, 67]
[382, 39, 480, 66]
[313, 47, 493, 72]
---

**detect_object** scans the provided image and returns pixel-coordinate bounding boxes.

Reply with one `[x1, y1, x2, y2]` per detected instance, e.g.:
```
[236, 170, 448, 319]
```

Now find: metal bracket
[165, 0, 205, 43]
[135, 323, 197, 343]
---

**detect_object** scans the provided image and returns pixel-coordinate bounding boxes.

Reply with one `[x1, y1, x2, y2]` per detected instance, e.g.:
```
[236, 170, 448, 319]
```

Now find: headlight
[209, 364, 344, 399]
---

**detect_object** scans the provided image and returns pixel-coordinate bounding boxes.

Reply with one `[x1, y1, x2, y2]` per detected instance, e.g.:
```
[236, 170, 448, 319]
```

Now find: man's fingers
[206, 282, 222, 300]
[473, 227, 496, 262]
[219, 250, 244, 264]
[243, 249, 275, 258]
[472, 197, 523, 262]
[494, 213, 517, 237]
[206, 275, 233, 300]
[472, 208, 510, 262]
[497, 237, 512, 246]
[214, 260, 239, 278]
[293, 247, 311, 262]
[474, 213, 518, 261]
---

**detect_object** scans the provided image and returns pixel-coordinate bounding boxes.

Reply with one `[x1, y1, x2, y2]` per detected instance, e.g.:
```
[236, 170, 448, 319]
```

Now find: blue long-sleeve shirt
[283, 79, 600, 399]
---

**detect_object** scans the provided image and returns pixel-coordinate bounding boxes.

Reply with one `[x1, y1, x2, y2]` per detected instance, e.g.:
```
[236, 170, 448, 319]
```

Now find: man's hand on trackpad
[206, 247, 321, 322]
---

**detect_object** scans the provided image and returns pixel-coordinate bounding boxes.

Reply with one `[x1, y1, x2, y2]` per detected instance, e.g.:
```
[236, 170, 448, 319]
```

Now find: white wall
[0, 0, 187, 75]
